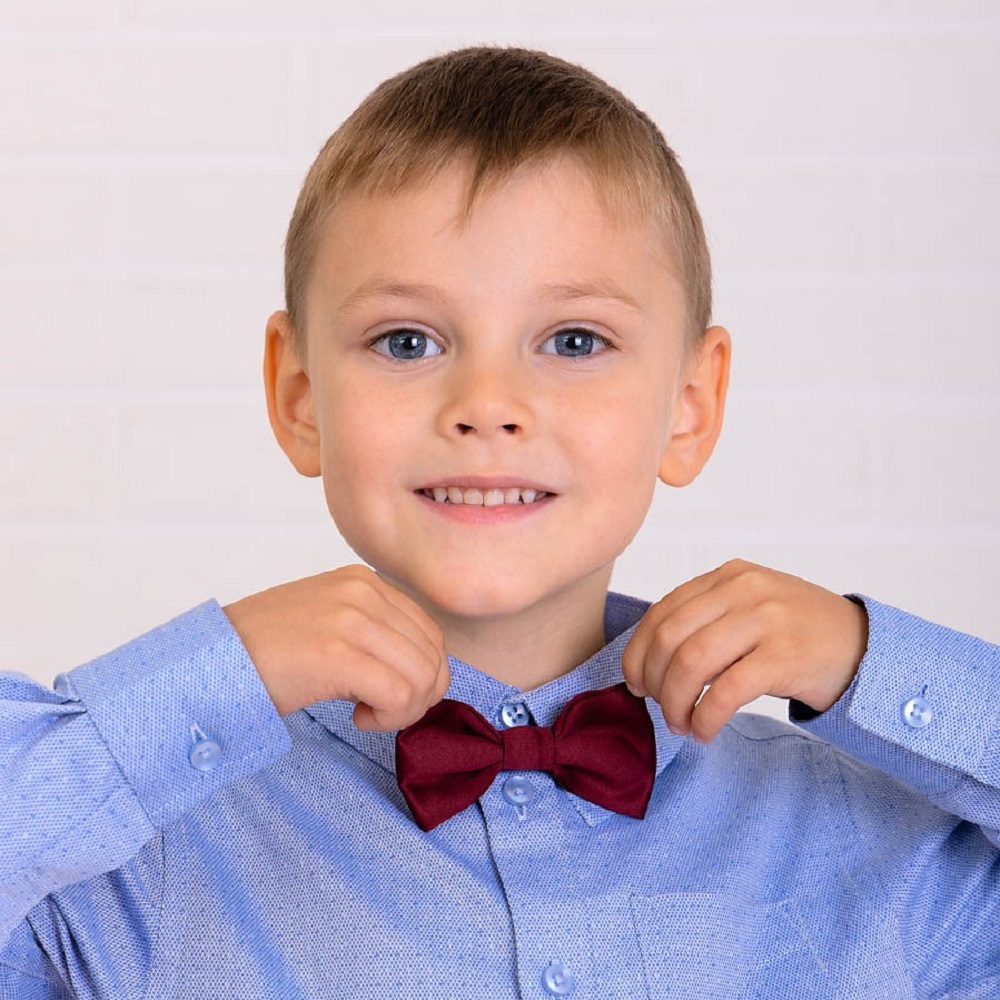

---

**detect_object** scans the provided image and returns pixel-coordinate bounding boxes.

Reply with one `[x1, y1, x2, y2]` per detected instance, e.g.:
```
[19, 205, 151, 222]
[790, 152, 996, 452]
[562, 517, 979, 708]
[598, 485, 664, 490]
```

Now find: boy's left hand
[620, 558, 869, 743]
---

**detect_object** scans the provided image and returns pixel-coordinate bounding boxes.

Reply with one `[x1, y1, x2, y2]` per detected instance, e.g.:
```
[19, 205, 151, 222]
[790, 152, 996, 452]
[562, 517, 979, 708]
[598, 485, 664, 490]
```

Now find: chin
[423, 565, 621, 624]
[387, 568, 552, 622]
[425, 580, 545, 621]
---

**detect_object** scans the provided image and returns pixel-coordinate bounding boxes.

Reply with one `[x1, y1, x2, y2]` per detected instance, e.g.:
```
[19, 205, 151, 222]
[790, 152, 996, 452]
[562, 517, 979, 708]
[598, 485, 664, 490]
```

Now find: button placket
[498, 702, 534, 818]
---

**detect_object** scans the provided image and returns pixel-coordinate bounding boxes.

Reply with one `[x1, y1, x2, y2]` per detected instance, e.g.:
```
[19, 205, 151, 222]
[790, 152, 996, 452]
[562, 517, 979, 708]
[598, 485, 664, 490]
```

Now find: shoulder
[715, 710, 864, 794]
[675, 710, 842, 797]
[720, 710, 881, 787]
[724, 709, 828, 746]
[717, 709, 935, 819]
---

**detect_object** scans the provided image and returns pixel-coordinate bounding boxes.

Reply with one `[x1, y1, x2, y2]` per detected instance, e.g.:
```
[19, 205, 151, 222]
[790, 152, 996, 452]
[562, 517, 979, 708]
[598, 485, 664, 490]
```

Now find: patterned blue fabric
[1, 590, 998, 999]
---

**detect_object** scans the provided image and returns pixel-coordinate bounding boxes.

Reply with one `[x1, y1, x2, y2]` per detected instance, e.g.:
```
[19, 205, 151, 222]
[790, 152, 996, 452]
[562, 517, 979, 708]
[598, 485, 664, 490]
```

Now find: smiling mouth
[418, 486, 553, 506]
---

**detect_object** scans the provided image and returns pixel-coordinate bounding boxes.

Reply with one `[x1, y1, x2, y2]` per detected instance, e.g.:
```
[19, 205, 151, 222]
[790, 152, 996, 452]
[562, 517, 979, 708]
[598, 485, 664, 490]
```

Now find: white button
[502, 775, 536, 806]
[542, 961, 576, 995]
[189, 739, 222, 771]
[501, 703, 531, 727]
[902, 696, 932, 729]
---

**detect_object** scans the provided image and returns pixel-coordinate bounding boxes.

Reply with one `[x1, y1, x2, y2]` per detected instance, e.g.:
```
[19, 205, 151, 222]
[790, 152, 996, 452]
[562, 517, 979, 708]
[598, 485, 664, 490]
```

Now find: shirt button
[189, 739, 222, 771]
[502, 775, 536, 806]
[542, 961, 576, 996]
[902, 695, 933, 729]
[501, 703, 531, 727]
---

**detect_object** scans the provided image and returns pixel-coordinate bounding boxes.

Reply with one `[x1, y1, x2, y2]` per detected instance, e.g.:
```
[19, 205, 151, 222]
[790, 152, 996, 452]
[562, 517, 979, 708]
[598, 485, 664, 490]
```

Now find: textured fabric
[395, 681, 656, 830]
[1, 590, 999, 999]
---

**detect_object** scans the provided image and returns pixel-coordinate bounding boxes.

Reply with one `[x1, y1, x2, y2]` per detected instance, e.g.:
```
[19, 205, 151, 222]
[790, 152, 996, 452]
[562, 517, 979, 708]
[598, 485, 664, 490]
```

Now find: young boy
[1, 45, 997, 1000]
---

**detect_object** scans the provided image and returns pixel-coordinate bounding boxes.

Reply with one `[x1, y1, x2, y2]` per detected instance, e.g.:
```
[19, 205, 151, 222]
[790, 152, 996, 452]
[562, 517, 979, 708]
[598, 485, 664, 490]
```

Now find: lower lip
[414, 491, 556, 524]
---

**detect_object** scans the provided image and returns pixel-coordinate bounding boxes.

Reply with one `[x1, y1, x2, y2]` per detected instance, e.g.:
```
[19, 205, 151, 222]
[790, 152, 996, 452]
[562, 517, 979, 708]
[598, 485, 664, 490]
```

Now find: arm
[1, 566, 448, 996]
[790, 592, 1000, 845]
[621, 557, 1000, 836]
[622, 560, 1000, 996]
[791, 594, 1000, 999]
[1, 564, 448, 994]
[0, 598, 293, 949]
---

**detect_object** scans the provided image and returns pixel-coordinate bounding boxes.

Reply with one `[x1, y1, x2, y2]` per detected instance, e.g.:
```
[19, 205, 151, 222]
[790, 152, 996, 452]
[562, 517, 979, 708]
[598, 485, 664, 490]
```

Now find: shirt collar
[301, 590, 684, 826]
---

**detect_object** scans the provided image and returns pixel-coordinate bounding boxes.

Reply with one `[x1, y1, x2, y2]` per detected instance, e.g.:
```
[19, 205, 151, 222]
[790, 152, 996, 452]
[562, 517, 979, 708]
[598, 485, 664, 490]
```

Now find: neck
[404, 569, 613, 691]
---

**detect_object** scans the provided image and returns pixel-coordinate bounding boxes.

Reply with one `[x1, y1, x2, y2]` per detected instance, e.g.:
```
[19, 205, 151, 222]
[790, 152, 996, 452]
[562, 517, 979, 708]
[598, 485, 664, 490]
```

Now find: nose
[436, 355, 535, 439]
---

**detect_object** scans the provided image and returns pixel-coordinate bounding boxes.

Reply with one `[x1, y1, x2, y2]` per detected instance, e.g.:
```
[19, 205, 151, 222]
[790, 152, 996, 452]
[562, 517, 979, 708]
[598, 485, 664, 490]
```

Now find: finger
[625, 581, 735, 703]
[374, 591, 449, 693]
[336, 566, 448, 689]
[623, 588, 716, 695]
[334, 568, 448, 689]
[336, 604, 446, 710]
[622, 558, 750, 691]
[352, 664, 451, 730]
[687, 651, 770, 743]
[657, 609, 762, 735]
[341, 651, 438, 731]
[334, 564, 451, 714]
[370, 572, 447, 660]
[352, 702, 380, 731]
[369, 585, 451, 703]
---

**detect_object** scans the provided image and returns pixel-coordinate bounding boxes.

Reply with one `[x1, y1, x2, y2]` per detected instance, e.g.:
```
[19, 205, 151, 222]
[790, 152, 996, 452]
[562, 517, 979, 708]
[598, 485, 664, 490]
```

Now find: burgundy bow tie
[395, 681, 656, 832]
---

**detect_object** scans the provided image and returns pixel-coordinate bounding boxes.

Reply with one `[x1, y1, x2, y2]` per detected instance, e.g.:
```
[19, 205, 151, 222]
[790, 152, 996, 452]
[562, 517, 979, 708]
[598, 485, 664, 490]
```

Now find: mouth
[415, 477, 556, 507]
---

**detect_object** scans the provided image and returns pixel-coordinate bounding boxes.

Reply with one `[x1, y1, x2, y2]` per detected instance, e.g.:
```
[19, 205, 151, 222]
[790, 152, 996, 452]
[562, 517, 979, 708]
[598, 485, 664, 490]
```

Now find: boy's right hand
[221, 565, 450, 731]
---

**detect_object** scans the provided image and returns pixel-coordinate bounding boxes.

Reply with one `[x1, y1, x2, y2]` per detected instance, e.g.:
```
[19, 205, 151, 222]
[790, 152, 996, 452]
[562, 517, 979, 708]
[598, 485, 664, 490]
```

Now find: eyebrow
[336, 275, 644, 313]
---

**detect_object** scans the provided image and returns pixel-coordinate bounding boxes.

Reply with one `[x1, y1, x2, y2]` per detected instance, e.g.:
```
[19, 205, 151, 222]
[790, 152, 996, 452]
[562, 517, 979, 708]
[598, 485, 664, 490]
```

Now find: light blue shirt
[1, 590, 998, 999]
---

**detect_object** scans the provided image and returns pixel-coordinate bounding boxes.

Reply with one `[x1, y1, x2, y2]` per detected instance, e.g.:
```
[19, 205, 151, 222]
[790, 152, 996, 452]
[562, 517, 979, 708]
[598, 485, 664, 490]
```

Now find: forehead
[307, 154, 680, 320]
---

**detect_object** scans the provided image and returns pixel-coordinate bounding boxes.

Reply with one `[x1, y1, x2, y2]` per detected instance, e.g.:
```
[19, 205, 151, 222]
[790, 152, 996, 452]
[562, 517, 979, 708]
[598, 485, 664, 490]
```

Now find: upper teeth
[424, 487, 547, 506]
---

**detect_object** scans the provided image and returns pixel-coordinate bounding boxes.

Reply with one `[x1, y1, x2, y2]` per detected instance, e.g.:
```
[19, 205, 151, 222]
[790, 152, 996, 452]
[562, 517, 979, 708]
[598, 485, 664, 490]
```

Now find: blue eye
[540, 329, 612, 357]
[370, 330, 443, 361]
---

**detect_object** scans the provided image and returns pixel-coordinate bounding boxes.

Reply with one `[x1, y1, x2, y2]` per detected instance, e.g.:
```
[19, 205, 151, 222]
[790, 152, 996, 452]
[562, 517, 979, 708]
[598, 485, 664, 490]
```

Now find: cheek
[318, 378, 402, 475]
[576, 381, 672, 487]
[316, 397, 393, 516]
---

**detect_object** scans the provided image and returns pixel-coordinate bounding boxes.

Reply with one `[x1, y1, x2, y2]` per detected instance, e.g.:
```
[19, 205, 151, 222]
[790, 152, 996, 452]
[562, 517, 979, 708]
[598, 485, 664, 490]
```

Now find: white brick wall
[1, 4, 997, 730]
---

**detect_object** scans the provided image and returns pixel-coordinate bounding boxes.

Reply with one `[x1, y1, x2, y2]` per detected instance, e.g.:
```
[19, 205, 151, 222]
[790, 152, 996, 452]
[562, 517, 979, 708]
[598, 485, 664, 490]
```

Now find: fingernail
[626, 682, 644, 698]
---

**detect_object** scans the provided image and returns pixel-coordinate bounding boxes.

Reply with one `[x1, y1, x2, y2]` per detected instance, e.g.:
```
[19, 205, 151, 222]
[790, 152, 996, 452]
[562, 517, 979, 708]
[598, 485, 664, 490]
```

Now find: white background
[1, 1, 997, 724]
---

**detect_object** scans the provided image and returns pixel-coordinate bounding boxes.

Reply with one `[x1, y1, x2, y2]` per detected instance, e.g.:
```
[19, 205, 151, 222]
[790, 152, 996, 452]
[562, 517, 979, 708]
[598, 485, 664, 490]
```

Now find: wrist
[792, 595, 869, 716]
[221, 597, 294, 717]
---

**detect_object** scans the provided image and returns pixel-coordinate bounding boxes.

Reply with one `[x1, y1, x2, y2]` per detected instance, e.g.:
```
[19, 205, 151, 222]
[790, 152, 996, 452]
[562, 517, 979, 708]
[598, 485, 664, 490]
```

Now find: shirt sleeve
[789, 592, 1000, 847]
[0, 598, 293, 952]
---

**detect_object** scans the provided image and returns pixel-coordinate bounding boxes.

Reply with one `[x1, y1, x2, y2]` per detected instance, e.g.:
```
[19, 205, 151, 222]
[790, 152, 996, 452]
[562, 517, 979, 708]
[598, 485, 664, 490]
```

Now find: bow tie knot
[501, 724, 556, 771]
[395, 682, 656, 831]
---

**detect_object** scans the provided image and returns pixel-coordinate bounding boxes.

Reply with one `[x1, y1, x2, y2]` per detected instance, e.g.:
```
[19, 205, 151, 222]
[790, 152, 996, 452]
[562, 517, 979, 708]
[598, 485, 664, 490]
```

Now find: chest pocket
[630, 891, 915, 1000]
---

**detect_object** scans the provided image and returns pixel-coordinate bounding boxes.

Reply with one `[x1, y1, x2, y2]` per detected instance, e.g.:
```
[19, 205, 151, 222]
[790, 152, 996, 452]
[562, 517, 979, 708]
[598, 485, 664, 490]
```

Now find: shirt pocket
[630, 890, 916, 1000]
[628, 891, 827, 1000]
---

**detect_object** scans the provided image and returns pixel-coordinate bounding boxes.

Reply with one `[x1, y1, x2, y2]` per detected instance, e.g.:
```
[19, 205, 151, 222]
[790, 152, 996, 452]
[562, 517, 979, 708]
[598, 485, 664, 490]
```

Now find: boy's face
[266, 153, 729, 624]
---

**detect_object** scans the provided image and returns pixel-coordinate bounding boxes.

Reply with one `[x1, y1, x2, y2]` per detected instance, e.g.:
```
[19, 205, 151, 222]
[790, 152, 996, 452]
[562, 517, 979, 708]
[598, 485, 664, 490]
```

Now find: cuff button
[189, 739, 222, 771]
[902, 695, 932, 729]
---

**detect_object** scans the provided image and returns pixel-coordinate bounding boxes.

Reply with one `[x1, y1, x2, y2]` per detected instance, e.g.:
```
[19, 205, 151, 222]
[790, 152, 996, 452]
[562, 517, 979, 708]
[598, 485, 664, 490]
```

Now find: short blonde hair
[283, 45, 712, 365]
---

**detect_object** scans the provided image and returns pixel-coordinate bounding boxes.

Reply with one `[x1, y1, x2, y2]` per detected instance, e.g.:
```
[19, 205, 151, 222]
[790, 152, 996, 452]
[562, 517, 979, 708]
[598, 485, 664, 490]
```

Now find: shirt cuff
[789, 593, 1000, 795]
[57, 599, 293, 829]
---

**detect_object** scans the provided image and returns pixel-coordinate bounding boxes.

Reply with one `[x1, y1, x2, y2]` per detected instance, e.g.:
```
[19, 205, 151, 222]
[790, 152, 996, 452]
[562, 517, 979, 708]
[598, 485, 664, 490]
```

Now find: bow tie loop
[395, 682, 656, 831]
[501, 725, 556, 771]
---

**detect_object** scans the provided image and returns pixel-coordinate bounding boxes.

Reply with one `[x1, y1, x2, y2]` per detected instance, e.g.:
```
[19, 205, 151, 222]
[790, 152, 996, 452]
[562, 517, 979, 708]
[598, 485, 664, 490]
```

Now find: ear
[263, 310, 322, 478]
[658, 325, 732, 487]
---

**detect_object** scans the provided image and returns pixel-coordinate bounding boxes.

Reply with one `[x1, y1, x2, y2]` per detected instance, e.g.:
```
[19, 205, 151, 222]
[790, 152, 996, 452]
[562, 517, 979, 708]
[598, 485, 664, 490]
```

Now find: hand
[621, 558, 869, 743]
[222, 564, 450, 730]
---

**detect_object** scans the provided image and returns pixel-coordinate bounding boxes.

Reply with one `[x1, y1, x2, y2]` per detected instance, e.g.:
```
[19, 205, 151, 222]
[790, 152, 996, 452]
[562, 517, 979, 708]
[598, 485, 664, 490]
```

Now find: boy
[1, 44, 997, 999]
